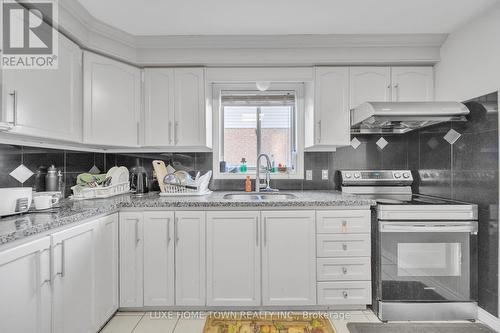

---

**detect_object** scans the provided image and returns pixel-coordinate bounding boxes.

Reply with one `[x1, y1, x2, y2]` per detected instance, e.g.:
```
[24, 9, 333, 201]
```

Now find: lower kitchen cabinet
[0, 237, 52, 333]
[206, 211, 261, 306]
[119, 212, 144, 308]
[95, 215, 119, 327]
[175, 211, 206, 306]
[143, 211, 175, 306]
[52, 219, 99, 333]
[262, 211, 316, 306]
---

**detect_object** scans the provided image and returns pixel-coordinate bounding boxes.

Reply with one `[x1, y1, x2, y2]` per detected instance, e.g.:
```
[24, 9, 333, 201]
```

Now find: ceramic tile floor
[99, 310, 380, 333]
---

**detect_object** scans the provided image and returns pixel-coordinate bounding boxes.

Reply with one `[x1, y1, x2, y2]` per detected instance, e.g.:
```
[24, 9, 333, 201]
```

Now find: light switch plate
[322, 170, 329, 180]
[306, 170, 313, 181]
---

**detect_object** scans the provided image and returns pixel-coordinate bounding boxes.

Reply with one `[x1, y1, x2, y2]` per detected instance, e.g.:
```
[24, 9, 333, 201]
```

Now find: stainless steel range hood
[350, 102, 469, 134]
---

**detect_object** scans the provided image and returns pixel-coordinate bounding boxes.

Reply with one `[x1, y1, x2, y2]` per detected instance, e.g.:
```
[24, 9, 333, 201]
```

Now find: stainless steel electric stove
[340, 170, 479, 322]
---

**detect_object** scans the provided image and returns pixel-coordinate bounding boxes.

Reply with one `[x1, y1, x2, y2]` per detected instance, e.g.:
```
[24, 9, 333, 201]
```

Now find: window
[213, 84, 304, 179]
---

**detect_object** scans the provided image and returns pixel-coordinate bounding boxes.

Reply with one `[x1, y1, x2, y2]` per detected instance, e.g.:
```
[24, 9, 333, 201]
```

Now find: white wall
[435, 2, 500, 101]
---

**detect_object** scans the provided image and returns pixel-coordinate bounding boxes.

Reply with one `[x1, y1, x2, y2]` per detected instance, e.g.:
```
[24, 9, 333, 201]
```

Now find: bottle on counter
[239, 158, 247, 173]
[45, 165, 58, 192]
[245, 176, 252, 192]
[33, 166, 48, 192]
[57, 170, 65, 198]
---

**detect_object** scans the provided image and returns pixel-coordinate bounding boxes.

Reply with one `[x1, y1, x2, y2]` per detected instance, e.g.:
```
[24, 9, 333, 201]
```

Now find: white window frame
[212, 83, 305, 180]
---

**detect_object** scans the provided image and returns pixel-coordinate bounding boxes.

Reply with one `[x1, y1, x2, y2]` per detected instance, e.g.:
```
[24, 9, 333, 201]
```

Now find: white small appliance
[0, 188, 32, 217]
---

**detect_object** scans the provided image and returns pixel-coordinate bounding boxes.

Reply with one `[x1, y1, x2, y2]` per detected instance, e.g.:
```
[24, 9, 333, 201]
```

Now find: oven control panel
[340, 170, 413, 185]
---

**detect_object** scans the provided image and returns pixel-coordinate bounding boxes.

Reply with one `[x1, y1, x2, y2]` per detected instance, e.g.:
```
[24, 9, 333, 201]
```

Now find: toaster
[0, 188, 32, 217]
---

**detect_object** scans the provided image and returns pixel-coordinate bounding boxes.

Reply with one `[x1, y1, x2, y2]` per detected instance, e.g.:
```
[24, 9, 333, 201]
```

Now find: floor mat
[203, 313, 336, 333]
[346, 322, 496, 333]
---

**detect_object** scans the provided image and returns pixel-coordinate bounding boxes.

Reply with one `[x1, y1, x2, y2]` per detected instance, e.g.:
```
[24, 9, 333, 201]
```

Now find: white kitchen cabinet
[391, 67, 434, 101]
[83, 51, 141, 147]
[0, 237, 51, 333]
[143, 211, 175, 306]
[310, 67, 350, 147]
[206, 211, 261, 306]
[119, 212, 144, 308]
[261, 211, 316, 306]
[317, 281, 371, 305]
[144, 67, 206, 147]
[2, 32, 82, 142]
[95, 214, 119, 327]
[350, 67, 392, 109]
[175, 211, 206, 306]
[52, 219, 99, 333]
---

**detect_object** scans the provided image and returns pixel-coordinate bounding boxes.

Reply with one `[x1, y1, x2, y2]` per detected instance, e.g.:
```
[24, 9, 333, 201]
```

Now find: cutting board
[152, 160, 168, 193]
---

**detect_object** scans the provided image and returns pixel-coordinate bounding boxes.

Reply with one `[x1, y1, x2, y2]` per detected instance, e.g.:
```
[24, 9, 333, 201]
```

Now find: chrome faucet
[255, 153, 278, 192]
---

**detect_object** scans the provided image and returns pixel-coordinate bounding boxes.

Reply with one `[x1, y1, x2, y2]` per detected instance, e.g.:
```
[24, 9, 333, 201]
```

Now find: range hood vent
[350, 102, 469, 134]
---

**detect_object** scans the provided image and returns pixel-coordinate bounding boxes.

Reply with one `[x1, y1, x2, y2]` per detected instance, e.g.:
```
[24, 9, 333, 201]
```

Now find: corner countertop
[0, 190, 375, 248]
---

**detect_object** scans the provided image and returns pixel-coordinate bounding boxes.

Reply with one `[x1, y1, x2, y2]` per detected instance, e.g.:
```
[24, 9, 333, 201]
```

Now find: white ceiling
[77, 0, 498, 36]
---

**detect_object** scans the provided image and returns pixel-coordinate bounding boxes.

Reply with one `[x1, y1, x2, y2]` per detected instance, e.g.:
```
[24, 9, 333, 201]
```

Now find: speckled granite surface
[0, 191, 374, 247]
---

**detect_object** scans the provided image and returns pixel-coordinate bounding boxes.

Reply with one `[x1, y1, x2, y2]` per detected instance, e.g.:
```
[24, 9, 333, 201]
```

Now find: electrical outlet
[306, 170, 313, 181]
[322, 170, 329, 180]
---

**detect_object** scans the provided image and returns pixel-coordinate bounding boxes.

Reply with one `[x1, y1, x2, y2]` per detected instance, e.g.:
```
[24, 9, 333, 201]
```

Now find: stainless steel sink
[223, 193, 298, 201]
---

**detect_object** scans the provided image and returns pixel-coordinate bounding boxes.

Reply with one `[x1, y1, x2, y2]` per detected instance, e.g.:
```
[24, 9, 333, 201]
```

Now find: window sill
[213, 172, 304, 180]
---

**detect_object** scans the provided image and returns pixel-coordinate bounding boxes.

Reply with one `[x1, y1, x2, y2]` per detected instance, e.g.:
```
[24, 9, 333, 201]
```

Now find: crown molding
[57, 0, 446, 66]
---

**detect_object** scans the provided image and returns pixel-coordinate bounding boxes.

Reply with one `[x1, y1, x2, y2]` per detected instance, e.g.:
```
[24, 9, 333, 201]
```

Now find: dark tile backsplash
[0, 92, 497, 315]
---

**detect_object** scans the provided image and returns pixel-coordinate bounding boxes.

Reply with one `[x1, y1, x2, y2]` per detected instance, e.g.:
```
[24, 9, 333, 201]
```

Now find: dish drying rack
[159, 171, 212, 196]
[71, 182, 130, 200]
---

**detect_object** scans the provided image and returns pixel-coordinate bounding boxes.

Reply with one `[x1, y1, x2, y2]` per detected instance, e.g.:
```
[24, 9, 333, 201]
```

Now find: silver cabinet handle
[342, 267, 348, 275]
[256, 219, 259, 246]
[263, 218, 267, 246]
[9, 90, 17, 126]
[56, 241, 65, 278]
[135, 220, 140, 245]
[174, 217, 179, 246]
[167, 218, 171, 246]
[343, 291, 348, 299]
[174, 121, 179, 145]
[168, 121, 173, 145]
[342, 243, 347, 251]
[317, 120, 321, 143]
[394, 83, 400, 101]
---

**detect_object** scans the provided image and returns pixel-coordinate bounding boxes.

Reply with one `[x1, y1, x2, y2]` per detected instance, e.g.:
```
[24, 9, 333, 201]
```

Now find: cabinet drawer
[317, 257, 371, 281]
[316, 210, 371, 234]
[316, 234, 370, 257]
[317, 281, 371, 305]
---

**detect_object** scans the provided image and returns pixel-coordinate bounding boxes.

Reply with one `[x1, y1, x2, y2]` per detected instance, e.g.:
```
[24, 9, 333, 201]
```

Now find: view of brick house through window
[220, 91, 297, 174]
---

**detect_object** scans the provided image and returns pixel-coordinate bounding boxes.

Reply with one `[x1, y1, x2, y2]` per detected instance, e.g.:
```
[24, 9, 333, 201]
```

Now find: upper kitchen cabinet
[391, 67, 434, 101]
[349, 67, 392, 109]
[2, 33, 82, 142]
[83, 51, 141, 147]
[144, 67, 207, 148]
[308, 67, 350, 148]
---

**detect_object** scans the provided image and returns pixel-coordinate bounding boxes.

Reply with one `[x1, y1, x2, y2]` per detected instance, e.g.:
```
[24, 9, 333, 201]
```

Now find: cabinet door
[261, 211, 316, 306]
[174, 68, 206, 146]
[206, 211, 261, 306]
[391, 67, 434, 102]
[314, 67, 350, 146]
[52, 220, 98, 333]
[83, 51, 141, 147]
[95, 214, 119, 328]
[119, 212, 144, 307]
[143, 211, 175, 306]
[0, 237, 51, 333]
[144, 68, 175, 146]
[2, 33, 82, 142]
[350, 67, 391, 109]
[175, 211, 206, 306]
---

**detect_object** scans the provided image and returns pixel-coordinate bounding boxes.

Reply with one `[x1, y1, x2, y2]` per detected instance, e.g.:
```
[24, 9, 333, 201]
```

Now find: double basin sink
[223, 192, 297, 201]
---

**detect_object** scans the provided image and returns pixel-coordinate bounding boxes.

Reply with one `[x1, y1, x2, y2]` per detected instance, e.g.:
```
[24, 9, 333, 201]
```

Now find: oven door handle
[380, 222, 478, 233]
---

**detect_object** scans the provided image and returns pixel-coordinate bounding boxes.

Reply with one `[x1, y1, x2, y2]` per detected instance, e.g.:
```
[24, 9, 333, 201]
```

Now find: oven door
[378, 221, 478, 302]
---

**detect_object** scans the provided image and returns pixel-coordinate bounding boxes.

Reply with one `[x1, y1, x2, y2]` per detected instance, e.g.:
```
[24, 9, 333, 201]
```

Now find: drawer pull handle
[342, 243, 348, 251]
[342, 267, 348, 274]
[343, 291, 348, 299]
[341, 220, 347, 232]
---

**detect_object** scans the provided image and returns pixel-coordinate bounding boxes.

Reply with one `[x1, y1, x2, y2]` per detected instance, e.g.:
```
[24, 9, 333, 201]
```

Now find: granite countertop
[0, 190, 375, 247]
